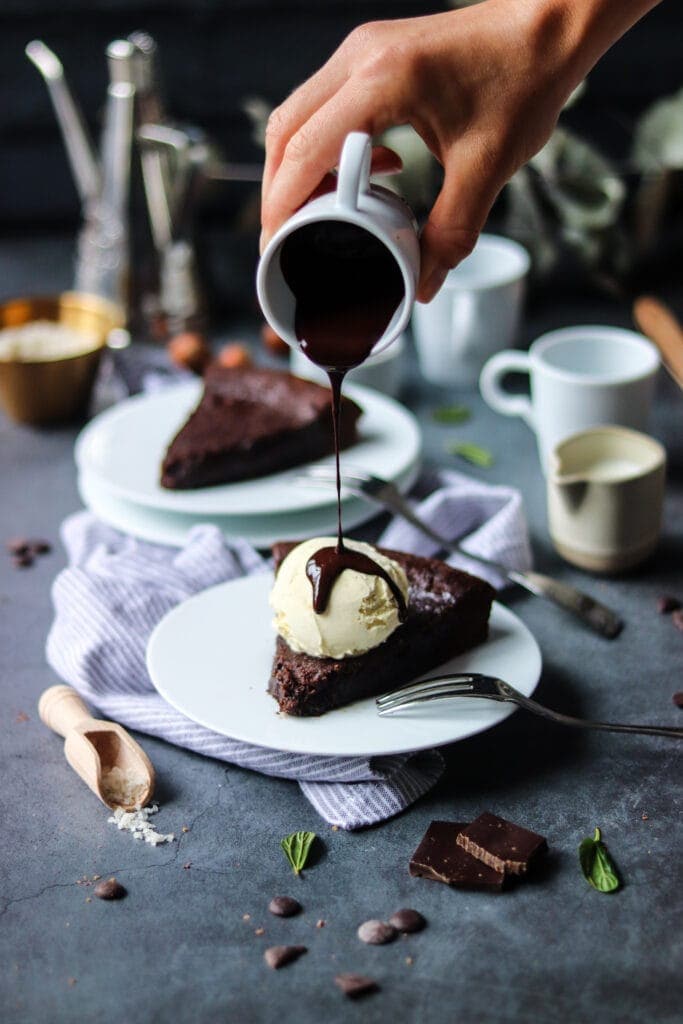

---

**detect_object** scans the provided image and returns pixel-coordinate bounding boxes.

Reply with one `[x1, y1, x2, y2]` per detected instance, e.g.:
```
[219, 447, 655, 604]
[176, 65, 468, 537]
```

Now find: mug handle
[336, 132, 372, 212]
[479, 350, 535, 429]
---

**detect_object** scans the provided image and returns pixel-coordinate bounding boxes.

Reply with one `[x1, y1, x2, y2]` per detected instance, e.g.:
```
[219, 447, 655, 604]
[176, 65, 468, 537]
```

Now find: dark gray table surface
[1, 237, 682, 1024]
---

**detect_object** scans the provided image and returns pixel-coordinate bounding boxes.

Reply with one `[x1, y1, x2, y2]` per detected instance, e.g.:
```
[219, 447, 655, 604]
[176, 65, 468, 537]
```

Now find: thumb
[418, 147, 504, 303]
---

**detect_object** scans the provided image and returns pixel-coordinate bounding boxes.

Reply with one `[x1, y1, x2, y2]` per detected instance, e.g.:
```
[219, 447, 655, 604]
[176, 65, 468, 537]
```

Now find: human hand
[260, 0, 648, 301]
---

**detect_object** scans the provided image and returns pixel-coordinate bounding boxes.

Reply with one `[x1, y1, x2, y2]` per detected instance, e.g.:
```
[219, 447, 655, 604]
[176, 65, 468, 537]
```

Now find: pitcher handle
[336, 132, 372, 212]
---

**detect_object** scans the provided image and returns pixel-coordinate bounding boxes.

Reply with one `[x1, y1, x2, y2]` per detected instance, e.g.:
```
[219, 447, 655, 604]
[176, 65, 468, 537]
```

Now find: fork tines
[376, 674, 483, 715]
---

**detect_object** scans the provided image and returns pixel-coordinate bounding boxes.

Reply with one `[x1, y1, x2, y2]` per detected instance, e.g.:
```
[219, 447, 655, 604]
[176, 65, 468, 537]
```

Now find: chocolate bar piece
[456, 812, 547, 875]
[409, 821, 505, 890]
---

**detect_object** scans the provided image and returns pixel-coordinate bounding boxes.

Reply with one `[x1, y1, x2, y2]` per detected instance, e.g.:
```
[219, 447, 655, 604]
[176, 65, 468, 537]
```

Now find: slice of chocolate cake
[161, 365, 362, 489]
[268, 542, 495, 717]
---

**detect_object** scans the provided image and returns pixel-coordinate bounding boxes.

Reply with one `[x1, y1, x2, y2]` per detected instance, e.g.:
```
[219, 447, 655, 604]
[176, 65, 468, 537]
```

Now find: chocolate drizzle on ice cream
[279, 220, 404, 620]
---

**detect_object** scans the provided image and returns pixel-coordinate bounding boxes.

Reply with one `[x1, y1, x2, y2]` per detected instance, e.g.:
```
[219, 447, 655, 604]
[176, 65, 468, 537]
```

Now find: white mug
[256, 132, 420, 359]
[479, 325, 660, 469]
[411, 233, 530, 387]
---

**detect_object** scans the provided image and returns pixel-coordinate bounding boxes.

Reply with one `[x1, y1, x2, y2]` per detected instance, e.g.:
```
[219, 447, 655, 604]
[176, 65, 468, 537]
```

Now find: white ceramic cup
[256, 132, 420, 358]
[479, 325, 660, 469]
[411, 233, 530, 387]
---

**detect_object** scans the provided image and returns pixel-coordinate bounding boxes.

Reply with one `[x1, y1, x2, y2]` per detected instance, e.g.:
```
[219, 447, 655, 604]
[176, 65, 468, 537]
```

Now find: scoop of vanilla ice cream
[270, 536, 409, 659]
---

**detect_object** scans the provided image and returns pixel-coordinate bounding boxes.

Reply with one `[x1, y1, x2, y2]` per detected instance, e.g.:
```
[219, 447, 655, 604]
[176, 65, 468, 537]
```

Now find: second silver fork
[376, 673, 683, 739]
[298, 465, 623, 640]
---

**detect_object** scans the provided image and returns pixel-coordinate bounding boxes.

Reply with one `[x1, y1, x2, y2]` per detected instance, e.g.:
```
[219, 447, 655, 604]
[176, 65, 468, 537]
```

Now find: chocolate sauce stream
[328, 369, 345, 550]
[280, 219, 404, 615]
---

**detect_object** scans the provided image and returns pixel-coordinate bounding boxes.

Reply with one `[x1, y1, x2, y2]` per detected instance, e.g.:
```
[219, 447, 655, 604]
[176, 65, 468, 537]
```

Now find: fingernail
[259, 230, 267, 255]
[418, 265, 448, 303]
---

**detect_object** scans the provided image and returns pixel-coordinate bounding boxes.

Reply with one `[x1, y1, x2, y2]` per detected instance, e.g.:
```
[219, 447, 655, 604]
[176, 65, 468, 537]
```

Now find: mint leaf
[432, 404, 471, 425]
[447, 441, 494, 467]
[579, 827, 620, 893]
[281, 831, 316, 876]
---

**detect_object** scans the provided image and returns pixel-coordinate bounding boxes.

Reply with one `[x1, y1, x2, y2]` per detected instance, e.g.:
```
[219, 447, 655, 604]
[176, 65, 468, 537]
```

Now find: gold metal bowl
[0, 292, 124, 426]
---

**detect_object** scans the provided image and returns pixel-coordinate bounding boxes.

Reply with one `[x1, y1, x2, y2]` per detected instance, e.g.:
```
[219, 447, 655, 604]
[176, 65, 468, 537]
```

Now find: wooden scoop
[633, 295, 683, 391]
[38, 685, 155, 810]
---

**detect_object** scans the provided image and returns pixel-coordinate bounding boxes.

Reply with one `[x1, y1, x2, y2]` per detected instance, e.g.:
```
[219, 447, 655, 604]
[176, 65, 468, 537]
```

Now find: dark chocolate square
[409, 821, 505, 891]
[456, 812, 547, 875]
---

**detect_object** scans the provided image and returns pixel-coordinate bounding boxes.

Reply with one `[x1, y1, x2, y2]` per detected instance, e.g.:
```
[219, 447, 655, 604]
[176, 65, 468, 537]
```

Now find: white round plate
[78, 471, 380, 549]
[147, 574, 542, 757]
[75, 381, 421, 516]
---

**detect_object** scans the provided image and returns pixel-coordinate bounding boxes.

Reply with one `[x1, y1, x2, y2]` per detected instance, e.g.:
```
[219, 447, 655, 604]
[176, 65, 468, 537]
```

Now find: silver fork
[376, 673, 683, 739]
[298, 465, 623, 640]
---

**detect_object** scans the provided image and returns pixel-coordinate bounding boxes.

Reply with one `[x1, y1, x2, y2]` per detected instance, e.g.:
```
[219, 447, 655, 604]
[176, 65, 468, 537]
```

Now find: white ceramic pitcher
[256, 132, 420, 358]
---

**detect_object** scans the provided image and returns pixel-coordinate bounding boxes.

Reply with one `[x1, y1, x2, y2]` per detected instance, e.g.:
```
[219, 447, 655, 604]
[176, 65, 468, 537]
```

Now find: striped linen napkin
[46, 473, 530, 829]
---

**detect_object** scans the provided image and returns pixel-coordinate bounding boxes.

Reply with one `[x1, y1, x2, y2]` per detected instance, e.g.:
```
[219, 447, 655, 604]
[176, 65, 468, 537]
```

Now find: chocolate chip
[268, 895, 302, 918]
[672, 610, 683, 632]
[28, 539, 51, 555]
[264, 945, 307, 969]
[12, 553, 34, 569]
[93, 877, 126, 900]
[657, 595, 681, 614]
[6, 538, 30, 556]
[334, 973, 379, 999]
[673, 692, 683, 709]
[357, 919, 397, 945]
[388, 908, 426, 934]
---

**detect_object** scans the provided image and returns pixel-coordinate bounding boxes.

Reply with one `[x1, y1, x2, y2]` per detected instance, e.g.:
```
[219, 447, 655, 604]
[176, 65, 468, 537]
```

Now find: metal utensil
[376, 672, 683, 739]
[129, 32, 175, 253]
[136, 123, 197, 236]
[74, 43, 135, 308]
[299, 465, 623, 639]
[136, 122, 208, 329]
[100, 79, 135, 225]
[205, 160, 263, 183]
[25, 39, 101, 204]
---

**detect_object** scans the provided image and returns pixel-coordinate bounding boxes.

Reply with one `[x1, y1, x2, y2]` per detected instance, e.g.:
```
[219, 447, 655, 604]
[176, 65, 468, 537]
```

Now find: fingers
[417, 142, 504, 302]
[262, 61, 347, 202]
[260, 81, 394, 250]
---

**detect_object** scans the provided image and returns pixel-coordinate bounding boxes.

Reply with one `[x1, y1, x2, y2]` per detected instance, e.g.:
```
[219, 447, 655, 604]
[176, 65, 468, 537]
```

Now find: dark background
[1, 0, 681, 311]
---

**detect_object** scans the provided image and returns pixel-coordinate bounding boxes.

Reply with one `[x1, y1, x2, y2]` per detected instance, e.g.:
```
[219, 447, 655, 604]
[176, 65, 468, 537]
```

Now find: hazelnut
[167, 333, 212, 374]
[261, 323, 289, 357]
[216, 343, 252, 369]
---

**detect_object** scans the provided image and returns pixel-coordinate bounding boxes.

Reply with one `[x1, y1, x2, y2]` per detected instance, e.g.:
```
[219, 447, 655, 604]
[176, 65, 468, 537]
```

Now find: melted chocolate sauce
[306, 544, 407, 619]
[280, 220, 404, 613]
[280, 221, 404, 374]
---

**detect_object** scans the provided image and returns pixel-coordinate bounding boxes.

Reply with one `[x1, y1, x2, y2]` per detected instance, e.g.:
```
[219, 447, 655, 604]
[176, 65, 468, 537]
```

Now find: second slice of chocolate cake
[268, 543, 495, 717]
[161, 365, 362, 489]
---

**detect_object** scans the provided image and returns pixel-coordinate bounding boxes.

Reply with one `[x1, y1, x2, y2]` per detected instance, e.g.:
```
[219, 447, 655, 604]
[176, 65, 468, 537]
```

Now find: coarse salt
[101, 765, 148, 809]
[108, 804, 175, 847]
